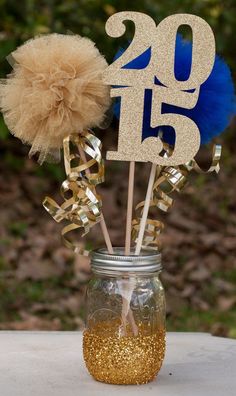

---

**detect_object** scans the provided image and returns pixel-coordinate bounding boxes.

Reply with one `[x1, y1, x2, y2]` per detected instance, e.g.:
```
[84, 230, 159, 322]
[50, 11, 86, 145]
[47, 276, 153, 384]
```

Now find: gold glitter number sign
[104, 12, 215, 166]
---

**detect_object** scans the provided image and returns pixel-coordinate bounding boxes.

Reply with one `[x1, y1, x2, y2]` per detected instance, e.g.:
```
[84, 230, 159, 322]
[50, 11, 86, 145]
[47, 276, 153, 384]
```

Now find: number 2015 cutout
[103, 12, 216, 166]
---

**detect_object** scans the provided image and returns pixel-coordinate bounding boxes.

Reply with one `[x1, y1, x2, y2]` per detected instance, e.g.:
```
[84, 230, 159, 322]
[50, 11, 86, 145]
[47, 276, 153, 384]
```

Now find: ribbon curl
[132, 144, 222, 251]
[43, 131, 104, 255]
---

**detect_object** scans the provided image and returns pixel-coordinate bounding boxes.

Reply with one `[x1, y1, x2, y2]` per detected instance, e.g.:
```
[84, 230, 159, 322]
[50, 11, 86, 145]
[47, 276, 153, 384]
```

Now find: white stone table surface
[0, 331, 235, 396]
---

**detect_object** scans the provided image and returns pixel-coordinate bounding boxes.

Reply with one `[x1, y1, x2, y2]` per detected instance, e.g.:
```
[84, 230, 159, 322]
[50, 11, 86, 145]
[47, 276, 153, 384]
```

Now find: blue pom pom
[113, 34, 236, 145]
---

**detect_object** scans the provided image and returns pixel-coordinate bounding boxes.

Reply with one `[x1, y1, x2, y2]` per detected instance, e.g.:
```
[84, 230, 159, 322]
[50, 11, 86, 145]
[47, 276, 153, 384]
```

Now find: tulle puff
[0, 34, 110, 163]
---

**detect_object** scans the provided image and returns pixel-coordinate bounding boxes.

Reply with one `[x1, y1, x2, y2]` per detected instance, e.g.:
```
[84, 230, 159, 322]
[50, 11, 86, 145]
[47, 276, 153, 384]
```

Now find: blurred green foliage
[0, 0, 235, 69]
[0, 1, 235, 334]
[0, 1, 236, 59]
[0, 0, 235, 141]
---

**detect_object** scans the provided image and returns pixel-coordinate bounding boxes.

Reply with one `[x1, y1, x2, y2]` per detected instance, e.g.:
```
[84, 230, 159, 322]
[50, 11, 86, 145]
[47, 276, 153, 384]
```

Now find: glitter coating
[103, 12, 216, 166]
[83, 319, 166, 385]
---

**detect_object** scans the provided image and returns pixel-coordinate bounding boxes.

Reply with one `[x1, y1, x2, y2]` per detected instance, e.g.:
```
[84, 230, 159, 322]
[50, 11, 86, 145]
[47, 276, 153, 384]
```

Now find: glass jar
[83, 248, 166, 385]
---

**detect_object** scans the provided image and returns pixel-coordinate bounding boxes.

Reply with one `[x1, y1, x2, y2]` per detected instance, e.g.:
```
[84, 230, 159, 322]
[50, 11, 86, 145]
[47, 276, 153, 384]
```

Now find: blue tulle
[113, 34, 236, 145]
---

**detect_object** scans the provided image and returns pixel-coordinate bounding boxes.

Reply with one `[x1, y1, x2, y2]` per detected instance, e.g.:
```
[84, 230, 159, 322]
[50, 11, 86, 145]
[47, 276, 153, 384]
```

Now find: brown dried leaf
[217, 296, 236, 312]
[188, 266, 211, 282]
[0, 313, 61, 331]
[16, 259, 65, 280]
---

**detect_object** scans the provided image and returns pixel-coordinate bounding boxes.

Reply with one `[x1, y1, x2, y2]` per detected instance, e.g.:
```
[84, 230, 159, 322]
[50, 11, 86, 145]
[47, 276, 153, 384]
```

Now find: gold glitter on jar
[83, 248, 166, 385]
[83, 319, 166, 384]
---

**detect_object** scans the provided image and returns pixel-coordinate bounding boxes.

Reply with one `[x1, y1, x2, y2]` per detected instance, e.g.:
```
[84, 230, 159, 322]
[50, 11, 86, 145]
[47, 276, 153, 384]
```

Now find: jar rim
[91, 247, 162, 276]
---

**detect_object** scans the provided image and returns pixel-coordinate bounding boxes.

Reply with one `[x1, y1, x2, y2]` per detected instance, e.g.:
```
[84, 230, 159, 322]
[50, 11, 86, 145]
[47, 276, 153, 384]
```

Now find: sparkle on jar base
[83, 319, 166, 385]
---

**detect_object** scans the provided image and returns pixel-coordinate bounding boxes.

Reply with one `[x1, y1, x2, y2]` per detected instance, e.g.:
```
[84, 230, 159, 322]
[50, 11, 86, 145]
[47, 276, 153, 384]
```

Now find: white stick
[122, 161, 139, 335]
[122, 163, 156, 336]
[135, 163, 157, 255]
[125, 161, 135, 255]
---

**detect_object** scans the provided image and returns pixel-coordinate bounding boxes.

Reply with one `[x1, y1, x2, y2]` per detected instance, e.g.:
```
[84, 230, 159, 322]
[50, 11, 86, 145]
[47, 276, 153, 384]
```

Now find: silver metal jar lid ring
[91, 247, 162, 275]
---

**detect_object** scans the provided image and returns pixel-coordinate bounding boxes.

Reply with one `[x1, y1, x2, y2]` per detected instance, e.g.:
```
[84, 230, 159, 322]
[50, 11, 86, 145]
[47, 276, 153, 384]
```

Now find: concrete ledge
[0, 331, 235, 396]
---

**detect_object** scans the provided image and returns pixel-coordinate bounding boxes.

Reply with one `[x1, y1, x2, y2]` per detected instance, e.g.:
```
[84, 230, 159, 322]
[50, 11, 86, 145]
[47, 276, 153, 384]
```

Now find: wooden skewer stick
[135, 163, 157, 256]
[79, 145, 137, 334]
[100, 214, 113, 254]
[78, 146, 113, 254]
[125, 161, 135, 255]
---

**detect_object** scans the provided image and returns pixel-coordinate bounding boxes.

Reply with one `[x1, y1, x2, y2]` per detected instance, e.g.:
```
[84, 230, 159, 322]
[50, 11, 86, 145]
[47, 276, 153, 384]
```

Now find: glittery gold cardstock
[103, 12, 216, 166]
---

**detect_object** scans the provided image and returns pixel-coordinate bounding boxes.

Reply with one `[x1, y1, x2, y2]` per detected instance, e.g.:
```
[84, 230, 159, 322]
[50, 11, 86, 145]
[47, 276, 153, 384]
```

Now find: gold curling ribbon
[43, 131, 104, 256]
[132, 144, 222, 251]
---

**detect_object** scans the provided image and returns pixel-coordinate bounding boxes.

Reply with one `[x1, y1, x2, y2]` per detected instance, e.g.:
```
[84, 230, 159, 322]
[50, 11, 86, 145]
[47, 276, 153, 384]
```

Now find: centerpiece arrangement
[0, 11, 235, 385]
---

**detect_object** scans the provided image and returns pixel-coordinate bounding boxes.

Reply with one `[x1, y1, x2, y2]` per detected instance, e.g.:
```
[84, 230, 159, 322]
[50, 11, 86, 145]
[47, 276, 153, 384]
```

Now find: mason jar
[83, 248, 166, 385]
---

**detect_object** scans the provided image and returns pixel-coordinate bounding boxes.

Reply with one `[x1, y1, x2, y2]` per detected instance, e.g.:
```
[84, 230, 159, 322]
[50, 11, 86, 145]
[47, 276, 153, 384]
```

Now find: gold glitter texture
[103, 12, 215, 166]
[83, 320, 166, 385]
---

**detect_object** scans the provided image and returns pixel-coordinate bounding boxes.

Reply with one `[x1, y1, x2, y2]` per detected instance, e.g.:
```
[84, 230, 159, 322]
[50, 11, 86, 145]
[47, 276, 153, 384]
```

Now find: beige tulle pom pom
[0, 33, 110, 163]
